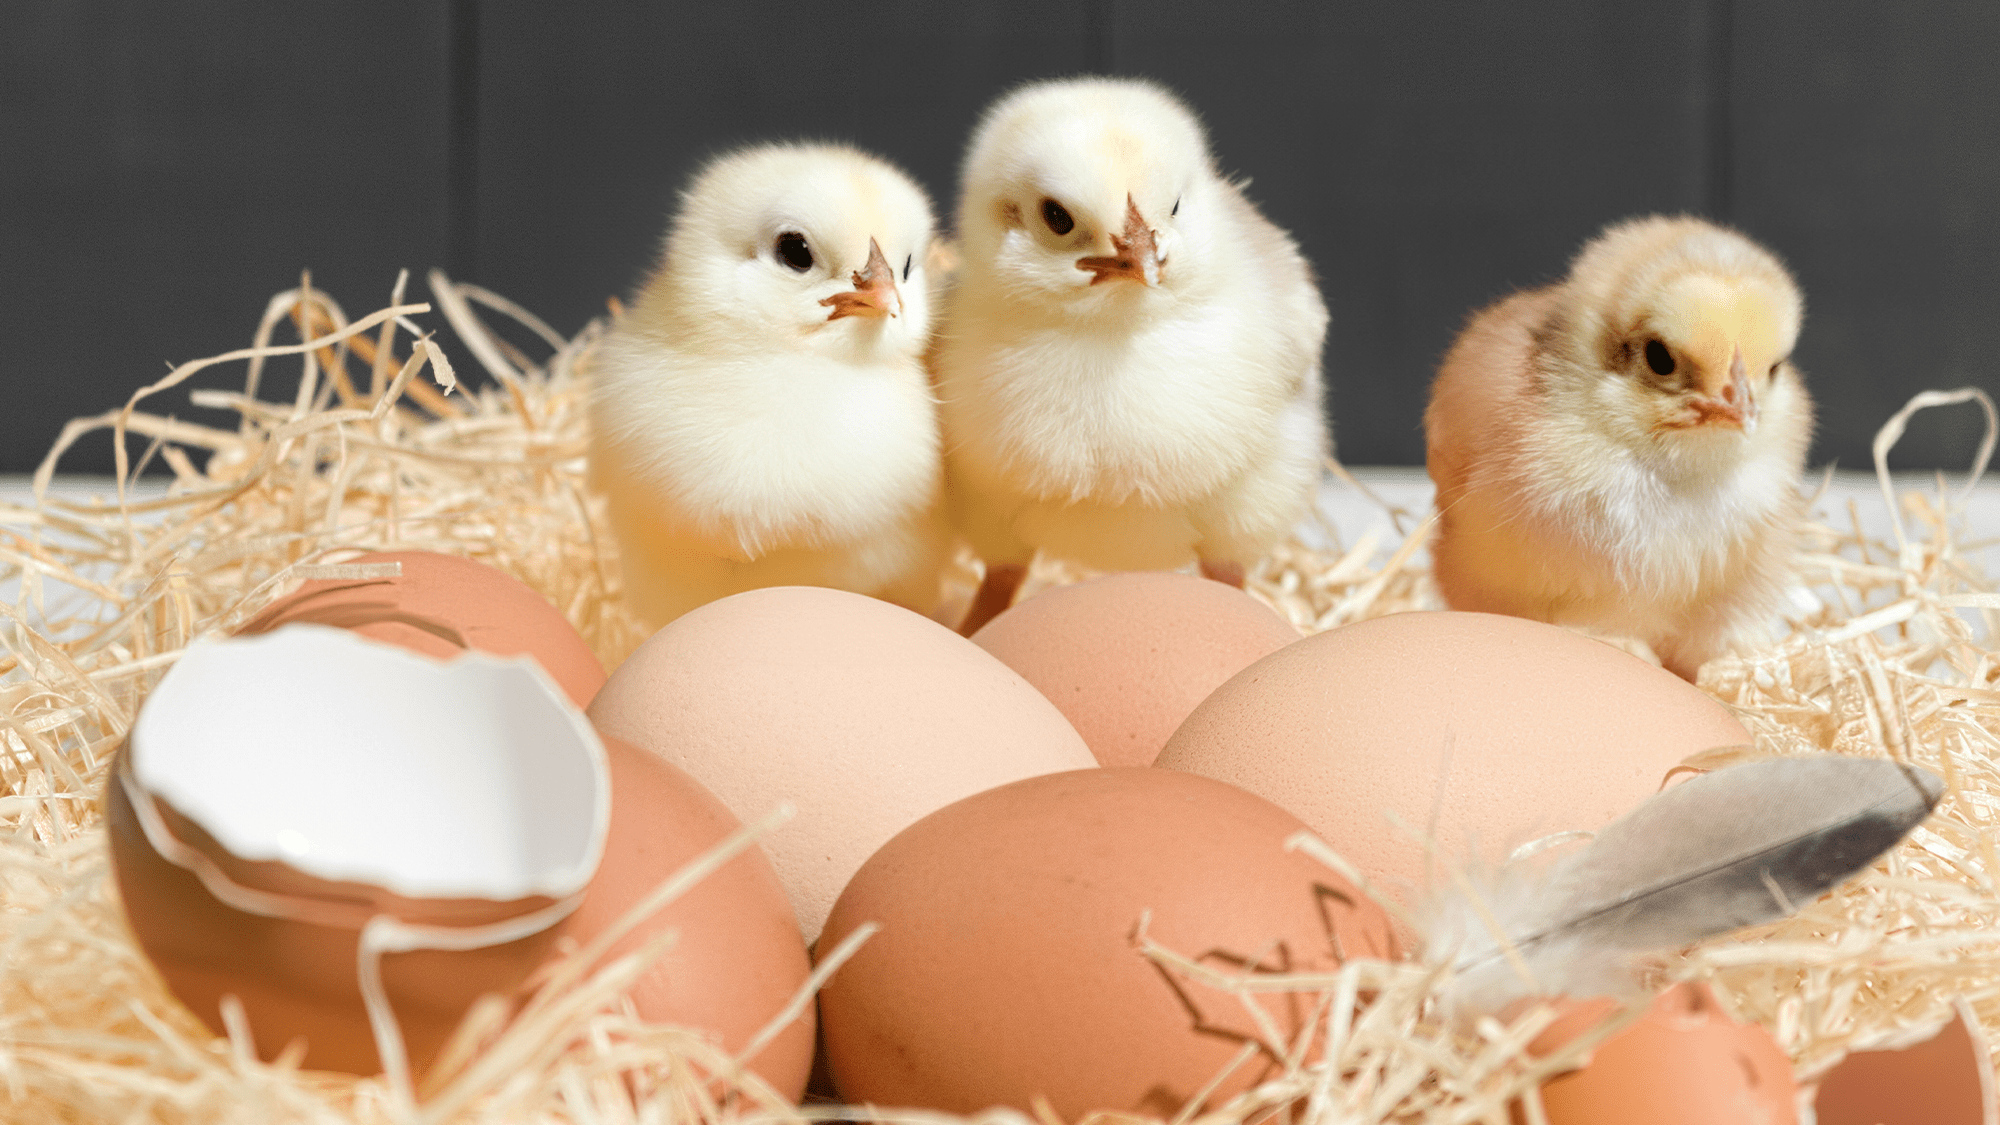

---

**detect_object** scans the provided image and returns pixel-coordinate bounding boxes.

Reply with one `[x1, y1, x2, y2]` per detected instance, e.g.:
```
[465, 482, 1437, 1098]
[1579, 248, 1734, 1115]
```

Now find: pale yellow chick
[1425, 215, 1815, 680]
[933, 77, 1330, 633]
[589, 143, 949, 628]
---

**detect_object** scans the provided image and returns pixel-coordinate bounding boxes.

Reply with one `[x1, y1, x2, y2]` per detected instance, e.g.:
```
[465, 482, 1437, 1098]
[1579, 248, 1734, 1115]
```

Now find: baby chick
[933, 77, 1330, 634]
[1424, 215, 1814, 680]
[589, 143, 949, 629]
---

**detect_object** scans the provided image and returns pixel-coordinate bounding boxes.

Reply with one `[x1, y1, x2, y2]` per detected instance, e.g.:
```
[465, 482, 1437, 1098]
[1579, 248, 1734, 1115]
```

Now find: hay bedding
[1, 273, 1996, 1124]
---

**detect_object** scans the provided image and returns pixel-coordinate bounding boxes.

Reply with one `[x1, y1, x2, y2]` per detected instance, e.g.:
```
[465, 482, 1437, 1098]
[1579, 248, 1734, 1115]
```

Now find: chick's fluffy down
[589, 143, 949, 627]
[1426, 215, 1814, 678]
[933, 77, 1330, 575]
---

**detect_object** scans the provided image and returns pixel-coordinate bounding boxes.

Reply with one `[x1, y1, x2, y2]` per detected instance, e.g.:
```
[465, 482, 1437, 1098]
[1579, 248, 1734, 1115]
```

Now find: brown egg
[587, 586, 1096, 942]
[107, 769, 566, 1077]
[548, 734, 814, 1100]
[971, 571, 1300, 768]
[1814, 1008, 1993, 1125]
[1523, 983, 1797, 1124]
[239, 550, 605, 707]
[817, 767, 1400, 1119]
[1156, 611, 1749, 906]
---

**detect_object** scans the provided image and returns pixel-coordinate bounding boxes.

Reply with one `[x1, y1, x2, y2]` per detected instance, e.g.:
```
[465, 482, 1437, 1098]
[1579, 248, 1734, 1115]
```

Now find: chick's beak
[1076, 195, 1163, 286]
[819, 237, 901, 321]
[1685, 345, 1759, 433]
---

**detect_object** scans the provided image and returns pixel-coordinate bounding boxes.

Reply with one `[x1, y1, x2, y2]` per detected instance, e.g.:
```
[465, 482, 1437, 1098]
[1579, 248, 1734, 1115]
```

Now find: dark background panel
[0, 1, 453, 474]
[1731, 2, 2000, 473]
[1107, 1, 1718, 463]
[3, 1, 1996, 475]
[470, 1, 1104, 341]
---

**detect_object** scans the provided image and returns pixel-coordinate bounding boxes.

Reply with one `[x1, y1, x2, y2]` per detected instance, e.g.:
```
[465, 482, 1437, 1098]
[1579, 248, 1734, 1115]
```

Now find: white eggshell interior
[132, 624, 609, 901]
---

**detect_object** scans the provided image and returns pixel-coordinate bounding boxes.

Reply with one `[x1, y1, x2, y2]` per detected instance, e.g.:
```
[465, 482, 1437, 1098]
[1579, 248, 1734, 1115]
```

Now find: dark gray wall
[5, 2, 1996, 475]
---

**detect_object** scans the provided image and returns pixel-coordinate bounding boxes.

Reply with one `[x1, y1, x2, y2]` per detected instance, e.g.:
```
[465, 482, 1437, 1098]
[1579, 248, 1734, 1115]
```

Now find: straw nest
[2, 274, 1996, 1124]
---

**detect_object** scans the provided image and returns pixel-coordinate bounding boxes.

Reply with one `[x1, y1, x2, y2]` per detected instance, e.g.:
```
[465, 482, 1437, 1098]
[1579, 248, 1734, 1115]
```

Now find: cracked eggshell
[1157, 611, 1748, 907]
[238, 550, 606, 708]
[132, 625, 606, 898]
[107, 624, 609, 1076]
[1523, 983, 1797, 1124]
[817, 767, 1400, 1119]
[970, 571, 1300, 768]
[587, 585, 1097, 943]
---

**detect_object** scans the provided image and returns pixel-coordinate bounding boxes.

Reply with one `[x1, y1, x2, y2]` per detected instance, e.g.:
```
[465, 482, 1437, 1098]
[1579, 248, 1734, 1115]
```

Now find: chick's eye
[774, 231, 813, 272]
[1041, 198, 1075, 236]
[1769, 360, 1783, 377]
[903, 254, 912, 281]
[1171, 197, 1180, 216]
[1643, 338, 1676, 376]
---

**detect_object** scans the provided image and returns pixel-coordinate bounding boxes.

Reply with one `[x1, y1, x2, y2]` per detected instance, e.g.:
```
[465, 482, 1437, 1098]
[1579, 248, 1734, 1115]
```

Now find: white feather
[1419, 756, 1942, 1016]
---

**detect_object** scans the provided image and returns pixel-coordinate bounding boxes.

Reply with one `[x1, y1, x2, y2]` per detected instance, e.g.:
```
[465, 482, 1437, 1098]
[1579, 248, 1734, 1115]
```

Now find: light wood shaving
[3, 279, 1993, 1123]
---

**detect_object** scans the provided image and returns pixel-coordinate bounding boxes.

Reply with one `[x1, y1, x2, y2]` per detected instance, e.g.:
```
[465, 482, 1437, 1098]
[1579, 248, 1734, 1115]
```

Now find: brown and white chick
[588, 143, 949, 629]
[933, 77, 1330, 634]
[1424, 215, 1814, 680]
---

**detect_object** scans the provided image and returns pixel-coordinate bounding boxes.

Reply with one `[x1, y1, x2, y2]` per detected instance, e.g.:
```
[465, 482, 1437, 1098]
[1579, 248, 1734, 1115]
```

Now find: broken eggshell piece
[1520, 982, 1798, 1124]
[109, 623, 609, 1083]
[132, 623, 607, 898]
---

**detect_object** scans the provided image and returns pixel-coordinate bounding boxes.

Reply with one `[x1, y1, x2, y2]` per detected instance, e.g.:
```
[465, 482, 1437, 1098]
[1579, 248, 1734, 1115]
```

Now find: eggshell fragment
[817, 767, 1399, 1119]
[587, 586, 1096, 942]
[239, 550, 605, 707]
[131, 625, 606, 899]
[971, 571, 1299, 767]
[549, 734, 815, 1101]
[1523, 983, 1797, 1124]
[108, 781, 568, 1077]
[1813, 1007, 1994, 1125]
[1156, 611, 1749, 905]
[108, 625, 609, 1077]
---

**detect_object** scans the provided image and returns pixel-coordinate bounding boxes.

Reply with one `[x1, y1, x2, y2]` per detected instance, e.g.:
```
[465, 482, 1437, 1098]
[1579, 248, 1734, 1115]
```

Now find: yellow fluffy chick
[933, 77, 1330, 634]
[588, 143, 949, 628]
[1425, 215, 1815, 680]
